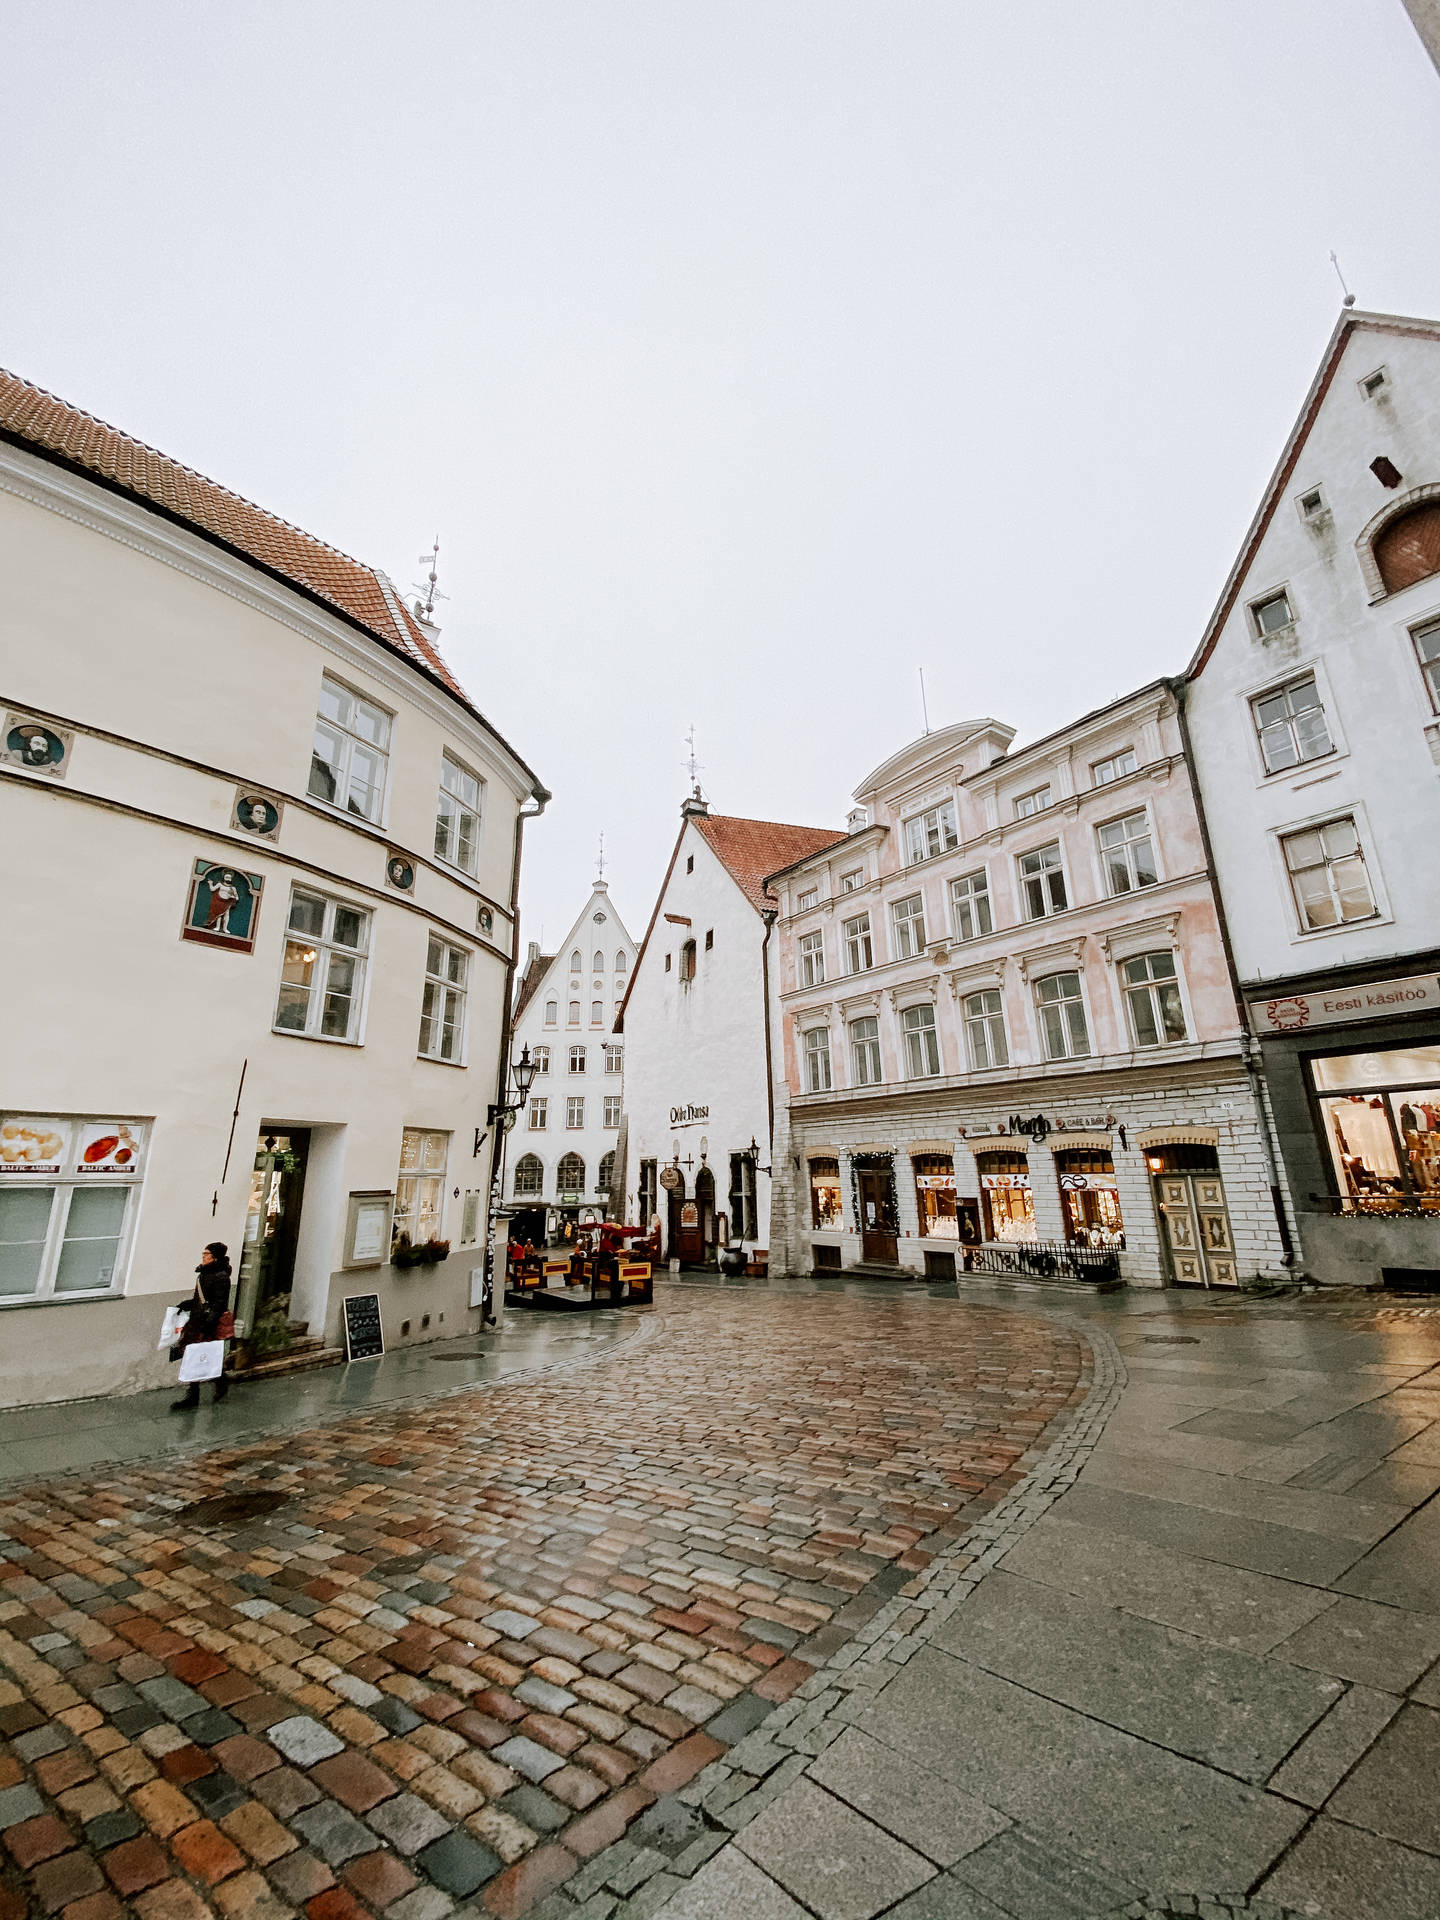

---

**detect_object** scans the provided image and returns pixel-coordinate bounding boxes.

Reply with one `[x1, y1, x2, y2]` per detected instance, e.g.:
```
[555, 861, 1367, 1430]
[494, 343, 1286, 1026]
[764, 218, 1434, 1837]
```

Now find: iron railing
[963, 1241, 1122, 1284]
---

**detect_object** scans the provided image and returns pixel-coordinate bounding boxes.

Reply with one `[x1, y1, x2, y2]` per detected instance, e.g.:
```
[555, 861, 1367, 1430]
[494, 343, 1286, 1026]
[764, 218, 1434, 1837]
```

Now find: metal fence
[964, 1241, 1122, 1285]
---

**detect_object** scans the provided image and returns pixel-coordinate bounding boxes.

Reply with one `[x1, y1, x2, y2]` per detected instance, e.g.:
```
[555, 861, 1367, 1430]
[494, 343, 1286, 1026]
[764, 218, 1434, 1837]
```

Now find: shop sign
[670, 1102, 709, 1127]
[915, 1173, 955, 1189]
[658, 1166, 683, 1191]
[1009, 1113, 1053, 1142]
[0, 1118, 145, 1177]
[1251, 974, 1440, 1035]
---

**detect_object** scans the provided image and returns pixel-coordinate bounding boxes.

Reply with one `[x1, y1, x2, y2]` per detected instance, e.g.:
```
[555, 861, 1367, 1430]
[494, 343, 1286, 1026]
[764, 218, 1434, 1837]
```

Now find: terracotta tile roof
[695, 814, 846, 913]
[0, 366, 471, 708]
[513, 953, 556, 1024]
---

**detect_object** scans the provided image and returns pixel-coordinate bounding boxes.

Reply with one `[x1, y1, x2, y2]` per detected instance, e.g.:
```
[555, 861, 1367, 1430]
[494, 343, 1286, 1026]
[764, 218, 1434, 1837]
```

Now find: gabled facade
[766, 694, 1292, 1289]
[506, 882, 635, 1235]
[1184, 310, 1440, 1285]
[616, 798, 843, 1264]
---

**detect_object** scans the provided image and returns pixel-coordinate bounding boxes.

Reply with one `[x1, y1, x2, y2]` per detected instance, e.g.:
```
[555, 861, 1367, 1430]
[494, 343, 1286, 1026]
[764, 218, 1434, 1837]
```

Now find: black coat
[181, 1265, 232, 1345]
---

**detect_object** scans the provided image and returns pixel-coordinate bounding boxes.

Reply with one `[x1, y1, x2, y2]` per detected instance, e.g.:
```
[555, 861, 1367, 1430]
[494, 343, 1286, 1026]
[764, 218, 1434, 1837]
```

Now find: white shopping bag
[158, 1305, 189, 1351]
[177, 1340, 225, 1383]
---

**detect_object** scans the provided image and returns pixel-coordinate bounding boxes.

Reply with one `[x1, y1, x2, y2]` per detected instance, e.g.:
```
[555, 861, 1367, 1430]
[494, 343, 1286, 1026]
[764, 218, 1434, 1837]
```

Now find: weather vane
[413, 537, 447, 620]
[684, 724, 704, 798]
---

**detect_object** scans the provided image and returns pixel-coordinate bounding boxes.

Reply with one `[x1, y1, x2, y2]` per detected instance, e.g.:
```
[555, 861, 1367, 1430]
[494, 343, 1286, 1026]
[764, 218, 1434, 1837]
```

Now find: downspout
[486, 783, 551, 1282]
[1171, 679, 1295, 1266]
[761, 908, 777, 1155]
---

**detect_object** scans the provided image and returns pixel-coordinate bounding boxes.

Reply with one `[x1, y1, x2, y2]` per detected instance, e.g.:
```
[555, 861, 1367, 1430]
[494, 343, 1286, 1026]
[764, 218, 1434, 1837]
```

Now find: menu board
[0, 1118, 147, 1177]
[343, 1292, 385, 1361]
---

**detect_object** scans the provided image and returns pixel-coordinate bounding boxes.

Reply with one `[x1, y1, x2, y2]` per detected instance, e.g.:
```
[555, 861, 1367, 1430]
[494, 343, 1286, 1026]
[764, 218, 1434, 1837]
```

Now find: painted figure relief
[181, 860, 264, 952]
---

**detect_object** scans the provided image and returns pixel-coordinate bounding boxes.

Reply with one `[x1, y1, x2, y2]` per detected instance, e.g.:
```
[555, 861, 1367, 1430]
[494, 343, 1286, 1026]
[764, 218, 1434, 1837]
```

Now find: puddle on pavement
[177, 1488, 293, 1527]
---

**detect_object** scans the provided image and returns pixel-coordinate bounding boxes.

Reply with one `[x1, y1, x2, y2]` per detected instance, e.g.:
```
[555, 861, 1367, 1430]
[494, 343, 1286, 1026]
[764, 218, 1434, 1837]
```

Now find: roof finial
[412, 536, 447, 621]
[1330, 251, 1357, 309]
[596, 830, 606, 884]
[684, 724, 705, 800]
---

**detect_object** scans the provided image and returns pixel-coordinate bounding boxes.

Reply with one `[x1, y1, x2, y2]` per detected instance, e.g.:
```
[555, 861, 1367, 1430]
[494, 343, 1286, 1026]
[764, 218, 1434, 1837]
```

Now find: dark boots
[169, 1375, 230, 1413]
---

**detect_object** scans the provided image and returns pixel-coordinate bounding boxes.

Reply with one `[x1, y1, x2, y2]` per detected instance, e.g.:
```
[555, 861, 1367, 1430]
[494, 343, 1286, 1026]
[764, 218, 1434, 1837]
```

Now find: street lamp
[477, 1045, 539, 1326]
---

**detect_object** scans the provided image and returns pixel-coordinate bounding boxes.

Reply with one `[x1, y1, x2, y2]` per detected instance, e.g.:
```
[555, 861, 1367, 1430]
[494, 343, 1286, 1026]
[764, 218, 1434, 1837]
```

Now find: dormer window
[1251, 589, 1294, 638]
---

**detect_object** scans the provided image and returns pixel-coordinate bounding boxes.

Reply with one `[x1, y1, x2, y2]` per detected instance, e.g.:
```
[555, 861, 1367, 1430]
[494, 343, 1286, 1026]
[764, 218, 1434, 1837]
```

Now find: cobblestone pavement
[0, 1286, 1085, 1920]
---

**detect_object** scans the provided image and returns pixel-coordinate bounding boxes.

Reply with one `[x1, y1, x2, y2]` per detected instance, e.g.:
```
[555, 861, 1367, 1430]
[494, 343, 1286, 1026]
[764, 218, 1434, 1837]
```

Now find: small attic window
[686, 855, 694, 874]
[1360, 368, 1388, 400]
[1251, 589, 1294, 638]
[1297, 487, 1327, 522]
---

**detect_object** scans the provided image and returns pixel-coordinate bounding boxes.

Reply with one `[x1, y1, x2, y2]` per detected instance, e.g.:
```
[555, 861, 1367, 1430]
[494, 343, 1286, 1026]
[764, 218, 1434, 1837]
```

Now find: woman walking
[171, 1241, 234, 1412]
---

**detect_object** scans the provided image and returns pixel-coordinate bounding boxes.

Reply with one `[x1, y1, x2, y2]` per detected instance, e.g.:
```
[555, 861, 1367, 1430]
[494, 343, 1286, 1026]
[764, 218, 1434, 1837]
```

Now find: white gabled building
[505, 881, 636, 1238]
[616, 795, 844, 1266]
[1183, 308, 1440, 1286]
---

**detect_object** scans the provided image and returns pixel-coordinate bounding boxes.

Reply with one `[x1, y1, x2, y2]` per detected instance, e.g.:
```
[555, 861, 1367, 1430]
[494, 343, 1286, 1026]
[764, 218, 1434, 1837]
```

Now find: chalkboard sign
[342, 1292, 384, 1361]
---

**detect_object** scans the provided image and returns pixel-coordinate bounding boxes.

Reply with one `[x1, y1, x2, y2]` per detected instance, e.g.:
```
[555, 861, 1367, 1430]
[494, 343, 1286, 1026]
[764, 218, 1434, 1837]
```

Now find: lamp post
[479, 1045, 538, 1325]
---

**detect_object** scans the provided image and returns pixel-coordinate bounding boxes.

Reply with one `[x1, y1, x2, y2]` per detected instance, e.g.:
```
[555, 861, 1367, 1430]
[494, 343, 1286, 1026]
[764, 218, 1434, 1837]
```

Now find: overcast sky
[5, 2, 1439, 946]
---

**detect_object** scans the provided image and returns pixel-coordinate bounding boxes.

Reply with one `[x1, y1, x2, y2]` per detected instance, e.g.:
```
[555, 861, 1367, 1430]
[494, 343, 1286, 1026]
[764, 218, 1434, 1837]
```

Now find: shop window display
[975, 1150, 1036, 1243]
[1313, 1045, 1440, 1211]
[913, 1155, 959, 1239]
[1054, 1148, 1125, 1249]
[810, 1158, 844, 1229]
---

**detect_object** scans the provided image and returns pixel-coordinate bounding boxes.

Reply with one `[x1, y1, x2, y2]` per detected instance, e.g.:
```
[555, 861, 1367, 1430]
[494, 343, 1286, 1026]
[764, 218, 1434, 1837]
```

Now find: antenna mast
[1329, 252, 1356, 309]
[918, 667, 931, 735]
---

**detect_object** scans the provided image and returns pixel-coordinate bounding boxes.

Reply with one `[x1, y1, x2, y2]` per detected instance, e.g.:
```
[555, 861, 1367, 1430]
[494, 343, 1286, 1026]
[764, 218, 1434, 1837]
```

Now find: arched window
[680, 939, 697, 983]
[557, 1152, 585, 1194]
[597, 1150, 616, 1195]
[593, 950, 604, 972]
[570, 949, 582, 972]
[615, 950, 627, 972]
[1375, 502, 1440, 595]
[544, 1001, 557, 1027]
[513, 1154, 544, 1196]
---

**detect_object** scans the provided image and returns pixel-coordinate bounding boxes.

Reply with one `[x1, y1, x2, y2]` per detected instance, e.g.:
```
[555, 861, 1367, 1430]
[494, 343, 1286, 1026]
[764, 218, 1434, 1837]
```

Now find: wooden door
[859, 1170, 898, 1264]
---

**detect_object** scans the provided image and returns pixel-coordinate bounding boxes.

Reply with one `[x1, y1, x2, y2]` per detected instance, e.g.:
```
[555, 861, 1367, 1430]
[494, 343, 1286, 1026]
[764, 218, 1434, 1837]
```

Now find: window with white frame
[1013, 785, 1051, 820]
[892, 893, 927, 958]
[532, 1045, 550, 1074]
[799, 930, 826, 987]
[513, 1153, 544, 1196]
[1282, 817, 1377, 930]
[0, 1116, 147, 1303]
[905, 802, 959, 864]
[434, 753, 482, 873]
[1251, 674, 1333, 774]
[308, 675, 391, 822]
[603, 1095, 622, 1128]
[841, 868, 864, 893]
[1035, 972, 1089, 1060]
[1251, 588, 1293, 637]
[1018, 843, 1067, 919]
[902, 1003, 941, 1077]
[1098, 811, 1158, 896]
[591, 1000, 603, 1025]
[615, 950, 628, 973]
[949, 871, 992, 941]
[418, 935, 469, 1061]
[569, 1045, 587, 1073]
[843, 912, 873, 973]
[797, 886, 819, 909]
[593, 950, 603, 972]
[804, 1027, 832, 1093]
[570, 950, 582, 971]
[544, 1001, 557, 1027]
[604, 1045, 623, 1073]
[393, 1128, 448, 1254]
[1121, 952, 1187, 1046]
[1091, 749, 1136, 787]
[568, 1001, 580, 1025]
[1411, 618, 1440, 711]
[529, 1096, 549, 1131]
[962, 990, 1008, 1070]
[275, 890, 369, 1041]
[850, 1016, 882, 1085]
[566, 1096, 585, 1129]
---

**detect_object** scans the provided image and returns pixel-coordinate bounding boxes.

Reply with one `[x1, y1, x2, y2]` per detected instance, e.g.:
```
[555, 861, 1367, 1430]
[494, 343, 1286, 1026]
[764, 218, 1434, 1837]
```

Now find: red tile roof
[0, 366, 472, 710]
[694, 814, 846, 913]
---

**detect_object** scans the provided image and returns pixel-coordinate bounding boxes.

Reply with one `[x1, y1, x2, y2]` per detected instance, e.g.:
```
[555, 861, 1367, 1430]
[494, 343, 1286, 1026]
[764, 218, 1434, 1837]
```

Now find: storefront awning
[1136, 1126, 1219, 1149]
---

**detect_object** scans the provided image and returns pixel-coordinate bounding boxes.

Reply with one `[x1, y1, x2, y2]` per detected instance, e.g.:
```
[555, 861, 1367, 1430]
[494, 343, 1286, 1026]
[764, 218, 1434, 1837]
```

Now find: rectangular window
[1013, 785, 1051, 820]
[532, 1045, 550, 1074]
[434, 752, 483, 874]
[569, 1046, 586, 1073]
[949, 871, 992, 941]
[963, 989, 1008, 1070]
[809, 1157, 843, 1229]
[892, 894, 927, 958]
[529, 1097, 548, 1131]
[799, 930, 826, 987]
[308, 674, 391, 822]
[1252, 674, 1333, 773]
[0, 1116, 147, 1303]
[1098, 811, 1158, 896]
[841, 869, 864, 893]
[905, 802, 959, 865]
[902, 1004, 941, 1078]
[1122, 951, 1187, 1047]
[1311, 1044, 1440, 1212]
[1091, 749, 1136, 787]
[1282, 817, 1377, 930]
[796, 886, 819, 910]
[393, 1128, 448, 1254]
[1412, 618, 1440, 712]
[850, 1016, 883, 1085]
[604, 1045, 623, 1074]
[566, 1097, 585, 1129]
[639, 1159, 658, 1224]
[275, 890, 369, 1042]
[804, 1027, 833, 1093]
[728, 1153, 758, 1241]
[842, 913, 873, 973]
[603, 1095, 622, 1128]
[1035, 972, 1089, 1060]
[1018, 843, 1067, 919]
[418, 935, 469, 1061]
[1252, 589, 1294, 637]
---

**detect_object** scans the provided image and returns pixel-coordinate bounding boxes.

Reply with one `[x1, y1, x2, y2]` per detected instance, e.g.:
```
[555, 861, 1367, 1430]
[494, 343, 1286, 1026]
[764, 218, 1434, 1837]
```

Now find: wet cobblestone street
[0, 1288, 1084, 1920]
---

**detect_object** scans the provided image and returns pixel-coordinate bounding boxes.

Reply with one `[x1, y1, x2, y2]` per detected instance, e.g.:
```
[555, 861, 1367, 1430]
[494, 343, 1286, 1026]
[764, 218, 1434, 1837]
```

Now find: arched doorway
[1376, 501, 1440, 595]
[695, 1165, 717, 1261]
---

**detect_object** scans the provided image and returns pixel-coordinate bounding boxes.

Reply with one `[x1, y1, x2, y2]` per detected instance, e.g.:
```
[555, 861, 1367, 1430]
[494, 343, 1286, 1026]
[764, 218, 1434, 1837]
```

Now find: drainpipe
[760, 908, 777, 1249]
[1170, 679, 1295, 1266]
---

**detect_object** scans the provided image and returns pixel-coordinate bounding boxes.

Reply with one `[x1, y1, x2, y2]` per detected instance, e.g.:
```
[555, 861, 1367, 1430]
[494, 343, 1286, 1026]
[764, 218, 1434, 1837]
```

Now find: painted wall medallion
[182, 860, 263, 952]
[3, 715, 71, 777]
[385, 852, 416, 892]
[231, 789, 283, 840]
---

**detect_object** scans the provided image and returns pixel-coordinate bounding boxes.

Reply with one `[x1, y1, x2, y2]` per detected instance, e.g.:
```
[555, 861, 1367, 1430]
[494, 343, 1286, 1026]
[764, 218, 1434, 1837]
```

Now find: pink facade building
[765, 681, 1293, 1289]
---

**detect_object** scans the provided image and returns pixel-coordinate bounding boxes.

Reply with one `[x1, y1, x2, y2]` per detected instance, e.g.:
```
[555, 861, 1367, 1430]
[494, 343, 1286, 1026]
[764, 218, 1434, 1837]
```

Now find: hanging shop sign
[1251, 974, 1440, 1035]
[658, 1166, 683, 1190]
[181, 861, 264, 953]
[670, 1103, 709, 1127]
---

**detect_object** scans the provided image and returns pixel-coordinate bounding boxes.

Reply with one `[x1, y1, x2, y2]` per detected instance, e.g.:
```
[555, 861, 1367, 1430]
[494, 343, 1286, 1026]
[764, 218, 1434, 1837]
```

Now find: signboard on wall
[1251, 974, 1440, 1034]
